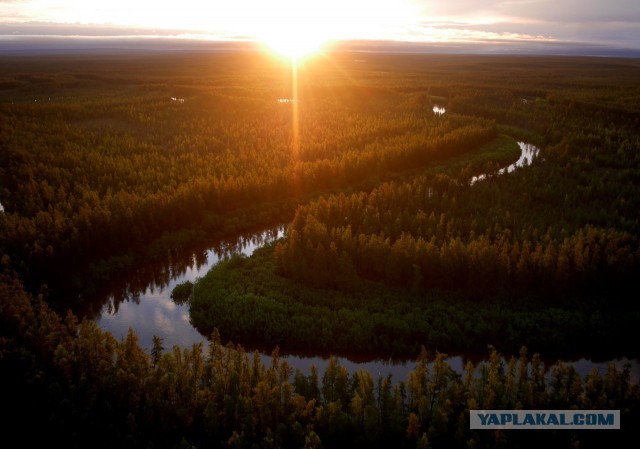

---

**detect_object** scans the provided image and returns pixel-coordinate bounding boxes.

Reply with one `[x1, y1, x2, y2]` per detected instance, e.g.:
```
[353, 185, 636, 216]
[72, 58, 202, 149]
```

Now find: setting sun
[245, 0, 418, 59]
[259, 21, 328, 60]
[250, 0, 333, 59]
[261, 34, 326, 60]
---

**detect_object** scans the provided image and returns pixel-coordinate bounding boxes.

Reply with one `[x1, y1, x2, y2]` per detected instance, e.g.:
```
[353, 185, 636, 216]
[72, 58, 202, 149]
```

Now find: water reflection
[432, 105, 446, 116]
[262, 352, 640, 384]
[90, 142, 639, 382]
[92, 225, 285, 352]
[470, 141, 539, 185]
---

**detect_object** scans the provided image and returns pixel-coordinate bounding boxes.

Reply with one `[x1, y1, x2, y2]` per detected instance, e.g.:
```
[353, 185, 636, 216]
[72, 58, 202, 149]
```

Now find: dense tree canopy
[1, 52, 640, 448]
[2, 272, 638, 448]
[1, 52, 499, 300]
[189, 54, 640, 358]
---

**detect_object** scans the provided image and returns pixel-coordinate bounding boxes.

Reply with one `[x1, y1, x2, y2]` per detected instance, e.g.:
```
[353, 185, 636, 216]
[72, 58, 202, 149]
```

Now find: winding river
[91, 142, 639, 382]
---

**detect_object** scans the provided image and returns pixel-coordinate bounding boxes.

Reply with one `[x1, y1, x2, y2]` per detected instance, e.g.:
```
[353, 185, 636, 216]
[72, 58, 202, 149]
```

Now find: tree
[151, 335, 164, 368]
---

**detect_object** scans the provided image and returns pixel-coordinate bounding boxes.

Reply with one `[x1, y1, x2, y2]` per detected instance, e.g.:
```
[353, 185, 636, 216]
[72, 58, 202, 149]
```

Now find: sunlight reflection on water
[470, 141, 539, 185]
[432, 105, 446, 115]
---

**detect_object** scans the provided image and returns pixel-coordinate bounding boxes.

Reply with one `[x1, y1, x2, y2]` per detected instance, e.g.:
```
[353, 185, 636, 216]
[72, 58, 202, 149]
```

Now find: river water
[96, 227, 285, 349]
[93, 142, 640, 382]
[470, 142, 539, 185]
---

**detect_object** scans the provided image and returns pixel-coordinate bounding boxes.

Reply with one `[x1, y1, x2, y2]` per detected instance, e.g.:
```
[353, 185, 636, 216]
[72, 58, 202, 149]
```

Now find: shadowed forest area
[1, 52, 639, 447]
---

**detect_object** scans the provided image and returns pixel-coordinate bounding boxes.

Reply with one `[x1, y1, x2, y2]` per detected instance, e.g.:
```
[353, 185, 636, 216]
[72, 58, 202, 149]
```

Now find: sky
[1, 0, 639, 54]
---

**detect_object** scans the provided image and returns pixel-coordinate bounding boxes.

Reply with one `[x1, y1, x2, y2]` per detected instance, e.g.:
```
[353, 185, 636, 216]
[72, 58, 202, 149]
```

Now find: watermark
[470, 410, 620, 429]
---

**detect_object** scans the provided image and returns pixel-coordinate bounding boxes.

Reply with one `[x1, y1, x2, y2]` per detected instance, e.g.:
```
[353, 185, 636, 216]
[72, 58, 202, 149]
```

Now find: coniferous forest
[1, 51, 639, 447]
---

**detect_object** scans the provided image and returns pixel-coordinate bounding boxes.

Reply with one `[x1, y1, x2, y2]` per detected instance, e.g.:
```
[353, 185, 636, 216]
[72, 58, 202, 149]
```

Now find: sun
[232, 0, 420, 60]
[254, 1, 331, 59]
[262, 34, 327, 60]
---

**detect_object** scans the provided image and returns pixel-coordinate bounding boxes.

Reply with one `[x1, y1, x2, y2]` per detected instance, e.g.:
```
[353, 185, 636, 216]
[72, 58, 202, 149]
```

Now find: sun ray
[291, 59, 300, 158]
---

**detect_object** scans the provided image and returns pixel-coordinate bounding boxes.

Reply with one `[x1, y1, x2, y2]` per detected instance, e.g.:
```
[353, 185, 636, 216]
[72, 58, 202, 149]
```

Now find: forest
[2, 275, 638, 448]
[1, 51, 640, 447]
[0, 52, 498, 302]
[189, 55, 640, 358]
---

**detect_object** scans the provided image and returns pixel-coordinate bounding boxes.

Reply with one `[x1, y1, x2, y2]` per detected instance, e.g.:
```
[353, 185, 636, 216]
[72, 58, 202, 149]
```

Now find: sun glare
[16, 1, 422, 58]
[262, 35, 326, 60]
[253, 1, 330, 59]
[249, 0, 419, 60]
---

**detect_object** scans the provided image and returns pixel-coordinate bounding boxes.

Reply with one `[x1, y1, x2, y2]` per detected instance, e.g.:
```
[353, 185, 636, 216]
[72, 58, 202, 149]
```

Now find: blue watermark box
[470, 410, 620, 429]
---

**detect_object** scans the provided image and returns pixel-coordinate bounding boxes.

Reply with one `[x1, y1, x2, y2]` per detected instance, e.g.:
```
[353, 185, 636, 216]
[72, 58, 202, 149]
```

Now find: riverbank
[4, 277, 637, 448]
[190, 241, 640, 360]
[91, 135, 522, 350]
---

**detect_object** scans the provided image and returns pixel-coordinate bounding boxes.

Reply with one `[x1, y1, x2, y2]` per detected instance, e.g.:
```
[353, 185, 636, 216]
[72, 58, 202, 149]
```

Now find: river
[92, 142, 640, 382]
[95, 227, 285, 349]
[470, 142, 539, 185]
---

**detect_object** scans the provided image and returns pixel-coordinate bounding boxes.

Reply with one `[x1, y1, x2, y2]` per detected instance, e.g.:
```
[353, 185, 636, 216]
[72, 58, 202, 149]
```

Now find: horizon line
[0, 35, 638, 58]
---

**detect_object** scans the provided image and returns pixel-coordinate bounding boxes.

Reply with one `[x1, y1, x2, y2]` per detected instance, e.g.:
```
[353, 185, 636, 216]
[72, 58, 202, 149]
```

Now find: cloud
[500, 0, 640, 23]
[406, 21, 557, 45]
[0, 0, 638, 51]
[0, 21, 195, 37]
[421, 0, 640, 23]
[412, 0, 640, 47]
